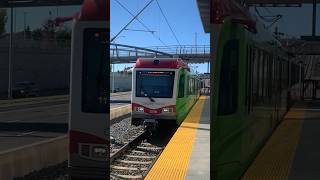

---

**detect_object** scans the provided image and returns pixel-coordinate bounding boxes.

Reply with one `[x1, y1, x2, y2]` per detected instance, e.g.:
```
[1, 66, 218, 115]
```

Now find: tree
[31, 28, 43, 40]
[55, 26, 71, 40]
[0, 9, 7, 36]
[42, 19, 56, 40]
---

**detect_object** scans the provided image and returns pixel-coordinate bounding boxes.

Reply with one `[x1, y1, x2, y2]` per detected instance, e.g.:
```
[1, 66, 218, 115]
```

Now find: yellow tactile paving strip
[242, 108, 306, 180]
[145, 96, 206, 180]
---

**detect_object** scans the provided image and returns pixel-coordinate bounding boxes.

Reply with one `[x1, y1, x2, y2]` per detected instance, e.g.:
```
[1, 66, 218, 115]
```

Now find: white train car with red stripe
[131, 58, 201, 127]
[68, 0, 109, 179]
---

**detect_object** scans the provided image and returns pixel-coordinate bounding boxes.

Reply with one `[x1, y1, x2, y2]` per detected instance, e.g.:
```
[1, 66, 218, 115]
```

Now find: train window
[136, 71, 175, 98]
[258, 50, 264, 99]
[178, 74, 185, 98]
[246, 45, 253, 113]
[263, 53, 268, 99]
[186, 76, 189, 95]
[278, 58, 282, 91]
[192, 78, 195, 95]
[189, 78, 192, 95]
[267, 54, 273, 99]
[252, 48, 259, 104]
[82, 28, 109, 113]
[218, 40, 239, 115]
[188, 77, 192, 95]
[192, 78, 194, 95]
[191, 78, 194, 95]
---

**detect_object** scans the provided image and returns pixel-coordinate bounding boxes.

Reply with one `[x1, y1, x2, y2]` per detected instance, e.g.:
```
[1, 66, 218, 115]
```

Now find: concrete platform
[145, 96, 210, 180]
[242, 100, 320, 180]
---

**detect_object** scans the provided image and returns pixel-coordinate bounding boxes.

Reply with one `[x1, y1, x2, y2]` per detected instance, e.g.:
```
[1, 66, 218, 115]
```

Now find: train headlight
[92, 146, 107, 158]
[135, 107, 144, 112]
[162, 107, 173, 113]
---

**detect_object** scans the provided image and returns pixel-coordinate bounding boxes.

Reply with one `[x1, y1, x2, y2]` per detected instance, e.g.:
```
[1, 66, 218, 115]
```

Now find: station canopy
[197, 0, 320, 33]
[0, 0, 83, 7]
[246, 0, 320, 5]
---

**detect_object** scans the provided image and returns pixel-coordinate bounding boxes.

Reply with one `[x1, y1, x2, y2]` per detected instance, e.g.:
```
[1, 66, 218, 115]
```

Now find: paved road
[111, 91, 131, 102]
[0, 104, 68, 151]
[0, 92, 132, 152]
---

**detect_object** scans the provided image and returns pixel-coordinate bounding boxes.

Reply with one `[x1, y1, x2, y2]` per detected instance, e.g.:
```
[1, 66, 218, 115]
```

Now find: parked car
[12, 81, 40, 98]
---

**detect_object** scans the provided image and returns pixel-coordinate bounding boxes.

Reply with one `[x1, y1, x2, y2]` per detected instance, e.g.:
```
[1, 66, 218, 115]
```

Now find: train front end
[131, 58, 181, 126]
[68, 0, 109, 178]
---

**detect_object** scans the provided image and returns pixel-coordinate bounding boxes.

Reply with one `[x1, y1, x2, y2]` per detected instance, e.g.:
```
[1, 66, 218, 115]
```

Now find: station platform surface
[145, 96, 210, 180]
[243, 100, 320, 180]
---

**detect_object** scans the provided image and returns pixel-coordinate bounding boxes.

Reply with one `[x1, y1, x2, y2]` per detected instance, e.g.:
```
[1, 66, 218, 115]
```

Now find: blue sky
[111, 0, 209, 46]
[110, 0, 210, 73]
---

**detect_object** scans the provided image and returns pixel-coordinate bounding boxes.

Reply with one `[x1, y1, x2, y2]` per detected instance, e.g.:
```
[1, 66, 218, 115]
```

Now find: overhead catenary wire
[254, 7, 283, 29]
[113, 0, 170, 48]
[111, 0, 154, 42]
[155, 0, 182, 47]
[124, 28, 156, 33]
[255, 7, 281, 22]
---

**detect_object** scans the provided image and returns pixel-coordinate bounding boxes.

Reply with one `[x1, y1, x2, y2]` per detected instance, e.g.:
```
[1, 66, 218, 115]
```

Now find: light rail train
[131, 58, 201, 126]
[211, 1, 302, 179]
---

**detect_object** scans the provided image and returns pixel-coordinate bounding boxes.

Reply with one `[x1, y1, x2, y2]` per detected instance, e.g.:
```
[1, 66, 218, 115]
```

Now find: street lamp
[112, 61, 121, 92]
[8, 7, 14, 99]
[298, 60, 303, 99]
[112, 63, 115, 92]
[23, 12, 28, 40]
[111, 37, 124, 93]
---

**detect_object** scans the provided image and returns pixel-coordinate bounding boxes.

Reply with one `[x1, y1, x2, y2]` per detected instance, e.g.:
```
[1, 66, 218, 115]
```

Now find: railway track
[110, 130, 164, 179]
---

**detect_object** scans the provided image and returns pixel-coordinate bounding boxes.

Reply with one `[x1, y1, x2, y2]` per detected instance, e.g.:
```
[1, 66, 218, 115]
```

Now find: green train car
[131, 58, 201, 126]
[212, 15, 301, 180]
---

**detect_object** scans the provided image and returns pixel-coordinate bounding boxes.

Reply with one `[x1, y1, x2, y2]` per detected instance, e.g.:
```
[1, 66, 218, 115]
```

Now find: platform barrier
[0, 105, 132, 180]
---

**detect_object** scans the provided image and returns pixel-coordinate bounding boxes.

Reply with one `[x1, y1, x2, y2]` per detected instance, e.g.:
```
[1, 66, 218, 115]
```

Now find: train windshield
[136, 71, 175, 98]
[82, 28, 109, 113]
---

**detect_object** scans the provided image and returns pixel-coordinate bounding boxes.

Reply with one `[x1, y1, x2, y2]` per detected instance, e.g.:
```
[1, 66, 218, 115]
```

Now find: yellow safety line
[242, 108, 305, 180]
[145, 96, 207, 180]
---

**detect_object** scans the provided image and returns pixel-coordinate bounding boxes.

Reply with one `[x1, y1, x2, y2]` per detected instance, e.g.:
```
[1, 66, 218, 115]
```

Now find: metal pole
[195, 32, 197, 55]
[299, 62, 302, 99]
[14, 8, 16, 33]
[8, 8, 13, 99]
[112, 64, 115, 92]
[312, 0, 317, 37]
[24, 12, 26, 40]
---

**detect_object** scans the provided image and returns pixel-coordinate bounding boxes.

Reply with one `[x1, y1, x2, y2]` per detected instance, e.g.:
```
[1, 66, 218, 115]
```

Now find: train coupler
[143, 119, 158, 134]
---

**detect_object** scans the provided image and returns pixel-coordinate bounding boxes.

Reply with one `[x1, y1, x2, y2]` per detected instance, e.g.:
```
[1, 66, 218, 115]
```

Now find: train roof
[134, 58, 190, 71]
[79, 0, 108, 21]
[211, 0, 288, 56]
[53, 0, 108, 26]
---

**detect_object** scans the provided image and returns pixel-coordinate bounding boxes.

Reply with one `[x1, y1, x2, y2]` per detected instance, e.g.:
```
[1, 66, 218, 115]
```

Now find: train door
[68, 0, 109, 179]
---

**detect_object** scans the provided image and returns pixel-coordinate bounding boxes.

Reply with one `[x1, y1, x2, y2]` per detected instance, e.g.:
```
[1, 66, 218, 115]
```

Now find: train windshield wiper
[141, 88, 155, 102]
[146, 94, 155, 102]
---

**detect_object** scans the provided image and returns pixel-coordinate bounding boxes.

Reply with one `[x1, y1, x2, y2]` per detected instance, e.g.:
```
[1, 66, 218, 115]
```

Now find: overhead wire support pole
[312, 0, 317, 37]
[111, 0, 154, 42]
[8, 7, 13, 99]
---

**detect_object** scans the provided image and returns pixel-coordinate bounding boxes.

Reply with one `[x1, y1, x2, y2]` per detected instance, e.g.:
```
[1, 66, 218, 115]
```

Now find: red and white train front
[68, 0, 109, 179]
[131, 58, 186, 126]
